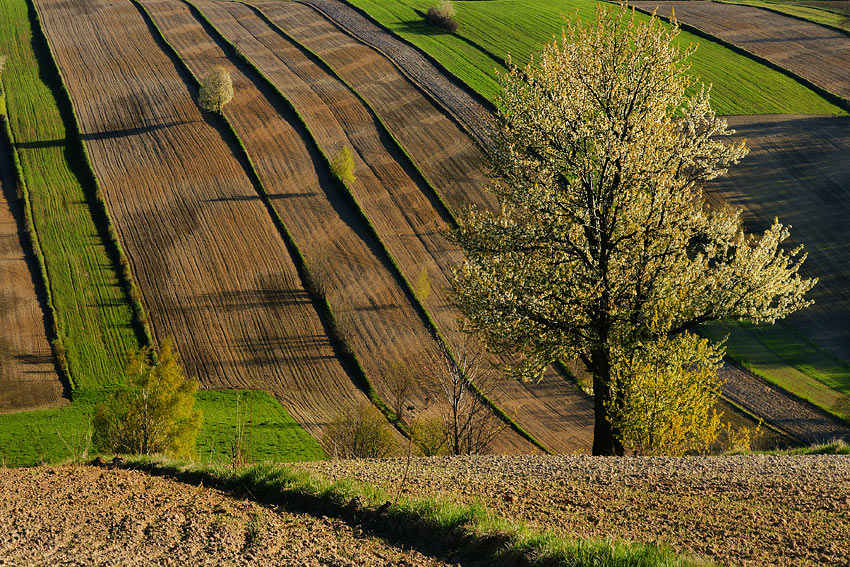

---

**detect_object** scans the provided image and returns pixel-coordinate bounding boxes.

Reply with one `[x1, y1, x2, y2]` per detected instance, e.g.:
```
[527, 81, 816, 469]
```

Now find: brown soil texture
[0, 125, 62, 413]
[710, 115, 850, 363]
[636, 1, 850, 101]
[0, 465, 451, 566]
[299, 454, 850, 567]
[297, 0, 495, 146]
[198, 0, 594, 454]
[34, 0, 367, 437]
[139, 0, 453, 449]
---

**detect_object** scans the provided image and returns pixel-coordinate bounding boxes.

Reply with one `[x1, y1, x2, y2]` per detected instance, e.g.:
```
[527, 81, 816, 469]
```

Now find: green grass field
[0, 0, 138, 388]
[720, 0, 850, 33]
[0, 390, 325, 467]
[704, 321, 850, 421]
[0, 0, 325, 466]
[347, 0, 845, 115]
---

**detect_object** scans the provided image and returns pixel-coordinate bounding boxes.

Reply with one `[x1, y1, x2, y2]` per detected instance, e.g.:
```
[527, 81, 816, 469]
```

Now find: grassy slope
[720, 0, 850, 33]
[347, 0, 845, 115]
[705, 321, 850, 420]
[0, 0, 325, 466]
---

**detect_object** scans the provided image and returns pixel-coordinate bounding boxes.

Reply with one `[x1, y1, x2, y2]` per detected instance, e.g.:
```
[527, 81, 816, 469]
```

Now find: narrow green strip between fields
[718, 0, 850, 35]
[192, 0, 550, 453]
[133, 0, 406, 441]
[123, 457, 709, 567]
[344, 0, 845, 116]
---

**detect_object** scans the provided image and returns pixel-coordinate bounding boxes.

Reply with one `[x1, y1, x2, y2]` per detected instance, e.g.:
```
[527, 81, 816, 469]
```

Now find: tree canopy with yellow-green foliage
[450, 2, 815, 455]
[93, 338, 202, 458]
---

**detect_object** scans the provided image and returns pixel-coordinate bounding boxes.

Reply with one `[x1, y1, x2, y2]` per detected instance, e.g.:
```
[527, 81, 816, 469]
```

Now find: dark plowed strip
[34, 0, 366, 437]
[635, 1, 850, 102]
[296, 0, 494, 145]
[0, 116, 63, 412]
[140, 0, 463, 448]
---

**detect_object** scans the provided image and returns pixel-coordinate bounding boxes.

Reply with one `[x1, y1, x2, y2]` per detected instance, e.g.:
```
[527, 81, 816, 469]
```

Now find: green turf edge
[703, 323, 850, 426]
[208, 0, 551, 453]
[717, 0, 850, 37]
[630, 3, 850, 111]
[26, 0, 154, 352]
[132, 0, 406, 438]
[120, 456, 712, 567]
[0, 90, 65, 387]
[335, 0, 498, 117]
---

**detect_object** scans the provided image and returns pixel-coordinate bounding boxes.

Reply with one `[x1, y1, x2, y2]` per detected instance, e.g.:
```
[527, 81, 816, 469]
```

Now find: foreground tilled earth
[297, 455, 850, 567]
[0, 466, 448, 566]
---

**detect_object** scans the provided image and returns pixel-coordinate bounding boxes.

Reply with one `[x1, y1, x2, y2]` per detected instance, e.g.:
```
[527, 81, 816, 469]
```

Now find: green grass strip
[347, 0, 845, 116]
[122, 456, 710, 567]
[630, 4, 850, 112]
[133, 0, 407, 437]
[718, 0, 850, 36]
[198, 0, 549, 452]
[1, 0, 148, 391]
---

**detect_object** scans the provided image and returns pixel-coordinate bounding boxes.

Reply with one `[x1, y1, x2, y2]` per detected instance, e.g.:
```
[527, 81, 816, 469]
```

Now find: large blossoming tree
[450, 3, 815, 455]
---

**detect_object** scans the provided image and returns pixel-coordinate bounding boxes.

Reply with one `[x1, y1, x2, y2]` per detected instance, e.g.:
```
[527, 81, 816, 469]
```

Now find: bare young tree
[431, 338, 506, 455]
[385, 362, 418, 422]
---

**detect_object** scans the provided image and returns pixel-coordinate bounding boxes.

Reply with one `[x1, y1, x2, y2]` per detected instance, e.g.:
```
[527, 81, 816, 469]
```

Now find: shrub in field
[0, 54, 7, 114]
[426, 1, 458, 33]
[330, 146, 356, 185]
[93, 338, 202, 458]
[198, 65, 234, 114]
[322, 402, 398, 458]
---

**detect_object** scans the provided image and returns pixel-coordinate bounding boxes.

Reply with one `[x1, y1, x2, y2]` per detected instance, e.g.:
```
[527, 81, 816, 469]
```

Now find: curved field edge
[0, 0, 327, 466]
[343, 0, 845, 116]
[134, 0, 412, 439]
[235, 0, 551, 452]
[120, 456, 708, 567]
[705, 321, 850, 423]
[718, 0, 850, 35]
[180, 0, 549, 452]
[631, 4, 850, 111]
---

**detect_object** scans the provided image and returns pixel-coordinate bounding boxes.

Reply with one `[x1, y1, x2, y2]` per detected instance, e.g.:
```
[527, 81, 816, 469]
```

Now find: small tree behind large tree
[93, 339, 202, 458]
[451, 2, 815, 455]
[198, 65, 234, 114]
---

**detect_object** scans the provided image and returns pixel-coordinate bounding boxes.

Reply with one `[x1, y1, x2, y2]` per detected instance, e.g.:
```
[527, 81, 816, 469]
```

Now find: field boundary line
[239, 0, 551, 452]
[135, 0, 409, 437]
[0, 88, 66, 393]
[189, 0, 550, 452]
[630, 3, 850, 111]
[290, 1, 491, 155]
[332, 0, 497, 115]
[717, 0, 850, 39]
[26, 0, 155, 357]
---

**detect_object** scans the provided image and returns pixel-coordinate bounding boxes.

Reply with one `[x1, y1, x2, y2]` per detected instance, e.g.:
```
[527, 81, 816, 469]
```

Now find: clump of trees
[198, 65, 234, 114]
[322, 402, 398, 458]
[93, 339, 202, 458]
[426, 0, 458, 33]
[330, 146, 356, 185]
[450, 2, 815, 455]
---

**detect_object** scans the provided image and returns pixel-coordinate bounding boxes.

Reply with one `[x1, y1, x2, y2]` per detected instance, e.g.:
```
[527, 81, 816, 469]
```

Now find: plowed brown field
[708, 115, 850, 361]
[0, 128, 62, 412]
[196, 0, 594, 453]
[34, 0, 370, 437]
[635, 1, 850, 102]
[138, 0, 505, 447]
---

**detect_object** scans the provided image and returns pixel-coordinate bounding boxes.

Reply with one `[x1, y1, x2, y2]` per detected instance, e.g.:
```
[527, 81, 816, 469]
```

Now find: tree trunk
[591, 373, 624, 456]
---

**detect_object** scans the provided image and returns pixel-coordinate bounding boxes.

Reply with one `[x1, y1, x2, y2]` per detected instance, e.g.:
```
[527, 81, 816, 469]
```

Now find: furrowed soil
[34, 0, 368, 437]
[0, 125, 61, 412]
[710, 117, 850, 365]
[197, 0, 595, 454]
[299, 454, 850, 567]
[0, 465, 451, 566]
[138, 0, 472, 448]
[637, 1, 850, 102]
